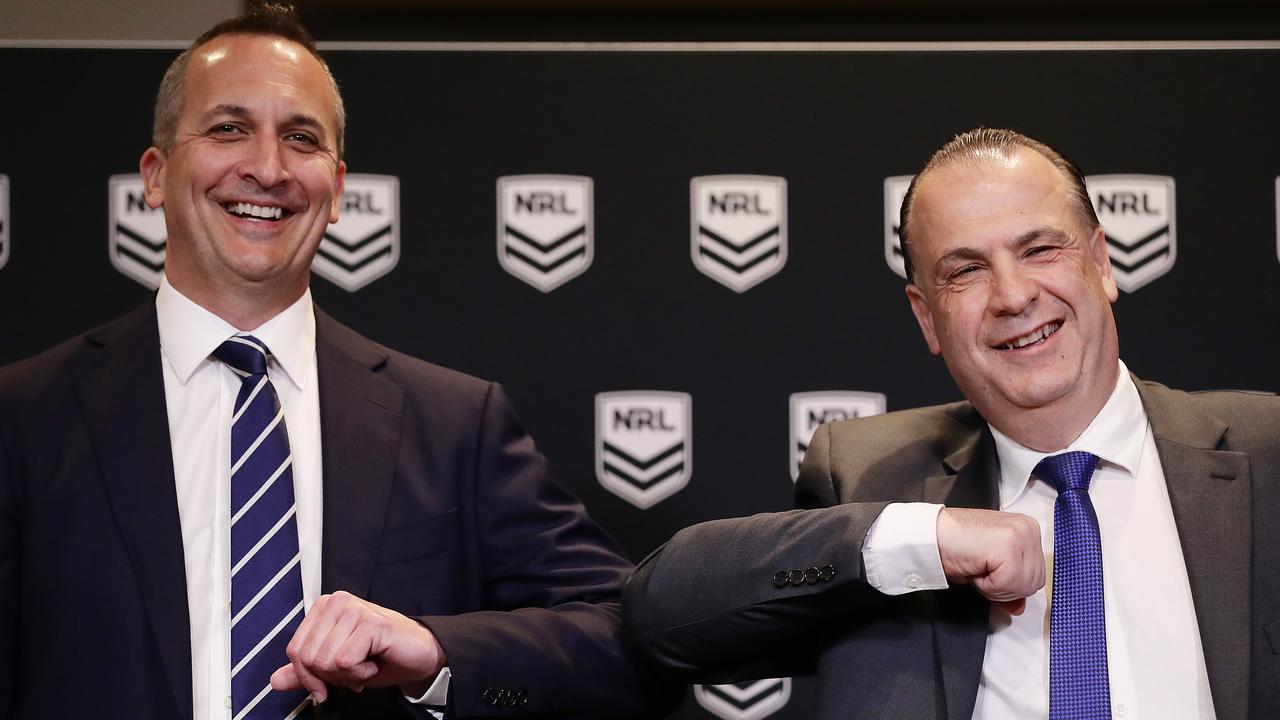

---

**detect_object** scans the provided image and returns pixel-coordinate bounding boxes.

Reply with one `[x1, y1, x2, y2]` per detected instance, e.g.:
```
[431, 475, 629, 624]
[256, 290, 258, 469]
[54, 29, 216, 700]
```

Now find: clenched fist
[270, 591, 446, 703]
[936, 508, 1044, 615]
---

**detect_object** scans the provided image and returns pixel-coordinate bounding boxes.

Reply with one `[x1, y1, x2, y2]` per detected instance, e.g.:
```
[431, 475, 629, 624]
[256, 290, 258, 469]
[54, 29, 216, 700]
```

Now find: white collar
[988, 360, 1147, 509]
[155, 275, 316, 391]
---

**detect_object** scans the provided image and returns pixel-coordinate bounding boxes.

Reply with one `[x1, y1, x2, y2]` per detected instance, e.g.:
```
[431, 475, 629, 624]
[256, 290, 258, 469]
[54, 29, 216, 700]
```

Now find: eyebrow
[932, 227, 1071, 273]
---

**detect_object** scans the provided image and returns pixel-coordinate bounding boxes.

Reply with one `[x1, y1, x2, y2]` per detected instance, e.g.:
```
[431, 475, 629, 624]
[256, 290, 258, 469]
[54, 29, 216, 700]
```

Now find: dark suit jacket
[0, 303, 674, 720]
[624, 378, 1280, 720]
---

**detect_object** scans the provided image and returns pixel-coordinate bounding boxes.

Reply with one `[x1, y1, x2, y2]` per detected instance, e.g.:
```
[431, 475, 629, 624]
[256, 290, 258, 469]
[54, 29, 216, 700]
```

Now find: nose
[987, 261, 1037, 317]
[237, 134, 290, 189]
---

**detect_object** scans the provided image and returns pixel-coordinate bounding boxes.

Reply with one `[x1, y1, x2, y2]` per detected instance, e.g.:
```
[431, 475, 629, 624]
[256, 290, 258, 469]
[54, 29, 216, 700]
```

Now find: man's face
[904, 150, 1120, 431]
[140, 34, 345, 304]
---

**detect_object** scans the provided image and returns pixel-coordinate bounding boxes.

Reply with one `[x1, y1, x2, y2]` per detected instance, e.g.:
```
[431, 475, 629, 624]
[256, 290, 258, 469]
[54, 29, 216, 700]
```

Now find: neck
[167, 273, 306, 331]
[985, 363, 1121, 453]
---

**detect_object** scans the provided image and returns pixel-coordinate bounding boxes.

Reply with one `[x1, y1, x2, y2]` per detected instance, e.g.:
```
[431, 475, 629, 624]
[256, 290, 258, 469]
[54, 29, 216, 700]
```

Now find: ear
[905, 283, 942, 355]
[1088, 225, 1119, 303]
[139, 147, 166, 209]
[328, 160, 346, 224]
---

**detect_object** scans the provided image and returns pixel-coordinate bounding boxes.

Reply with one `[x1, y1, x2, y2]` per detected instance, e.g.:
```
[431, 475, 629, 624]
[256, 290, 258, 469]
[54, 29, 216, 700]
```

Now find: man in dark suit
[623, 128, 1280, 719]
[0, 6, 674, 719]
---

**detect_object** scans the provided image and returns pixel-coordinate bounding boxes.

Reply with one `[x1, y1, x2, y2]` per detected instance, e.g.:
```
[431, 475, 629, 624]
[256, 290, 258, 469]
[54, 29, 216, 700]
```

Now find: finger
[333, 616, 382, 686]
[995, 598, 1027, 616]
[313, 602, 366, 679]
[285, 621, 331, 702]
[271, 663, 301, 691]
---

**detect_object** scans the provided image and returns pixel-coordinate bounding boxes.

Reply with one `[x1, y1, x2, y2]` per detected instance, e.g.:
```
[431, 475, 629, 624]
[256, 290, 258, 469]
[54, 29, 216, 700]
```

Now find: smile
[223, 202, 288, 221]
[997, 321, 1061, 350]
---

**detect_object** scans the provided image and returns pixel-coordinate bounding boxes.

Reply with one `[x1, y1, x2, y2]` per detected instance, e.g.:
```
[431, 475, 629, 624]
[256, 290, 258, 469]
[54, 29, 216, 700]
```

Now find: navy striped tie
[214, 336, 313, 720]
[1037, 451, 1111, 720]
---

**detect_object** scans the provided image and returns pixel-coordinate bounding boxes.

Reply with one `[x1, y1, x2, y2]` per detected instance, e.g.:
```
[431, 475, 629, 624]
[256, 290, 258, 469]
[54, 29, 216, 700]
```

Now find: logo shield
[313, 174, 399, 292]
[1087, 174, 1177, 292]
[108, 174, 167, 289]
[497, 175, 593, 292]
[883, 175, 913, 279]
[595, 391, 691, 509]
[693, 678, 792, 720]
[691, 175, 787, 292]
[0, 174, 9, 272]
[790, 391, 886, 481]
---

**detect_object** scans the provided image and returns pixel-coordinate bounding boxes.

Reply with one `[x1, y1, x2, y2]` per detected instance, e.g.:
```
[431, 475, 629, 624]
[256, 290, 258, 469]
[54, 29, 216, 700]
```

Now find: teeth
[1001, 322, 1060, 350]
[225, 202, 284, 220]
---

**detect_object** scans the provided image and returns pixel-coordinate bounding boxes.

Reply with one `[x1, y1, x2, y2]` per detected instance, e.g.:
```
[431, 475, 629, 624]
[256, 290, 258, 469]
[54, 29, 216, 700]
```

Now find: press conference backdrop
[2, 41, 1278, 719]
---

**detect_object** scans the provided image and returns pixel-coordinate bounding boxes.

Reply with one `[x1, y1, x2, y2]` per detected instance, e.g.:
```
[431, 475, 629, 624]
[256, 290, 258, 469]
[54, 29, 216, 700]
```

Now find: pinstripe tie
[1037, 451, 1111, 720]
[214, 336, 313, 720]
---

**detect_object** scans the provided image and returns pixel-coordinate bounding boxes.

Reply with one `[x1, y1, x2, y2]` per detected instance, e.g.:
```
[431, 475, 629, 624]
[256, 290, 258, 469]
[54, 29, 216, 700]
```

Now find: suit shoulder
[824, 399, 983, 459]
[1139, 379, 1280, 453]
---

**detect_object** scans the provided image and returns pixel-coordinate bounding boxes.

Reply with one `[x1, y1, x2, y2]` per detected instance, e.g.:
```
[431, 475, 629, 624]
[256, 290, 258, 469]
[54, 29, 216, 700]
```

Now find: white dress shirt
[863, 361, 1216, 720]
[156, 277, 448, 719]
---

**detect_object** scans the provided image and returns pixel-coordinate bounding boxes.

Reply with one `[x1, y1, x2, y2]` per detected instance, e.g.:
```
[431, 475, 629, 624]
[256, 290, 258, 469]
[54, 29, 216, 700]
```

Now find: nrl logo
[497, 175, 593, 292]
[108, 174, 166, 289]
[691, 175, 787, 292]
[0, 174, 9, 272]
[790, 391, 887, 481]
[312, 174, 399, 292]
[595, 391, 691, 509]
[883, 175, 913, 279]
[1087, 175, 1176, 292]
[693, 678, 792, 720]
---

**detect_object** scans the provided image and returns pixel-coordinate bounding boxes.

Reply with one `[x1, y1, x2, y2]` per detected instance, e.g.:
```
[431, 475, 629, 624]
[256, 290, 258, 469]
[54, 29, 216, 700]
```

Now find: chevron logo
[883, 174, 913, 279]
[312, 174, 399, 292]
[497, 175, 593, 292]
[1087, 174, 1177, 293]
[789, 391, 886, 481]
[693, 678, 791, 720]
[0, 174, 9, 272]
[108, 174, 166, 289]
[691, 175, 787, 292]
[595, 392, 691, 509]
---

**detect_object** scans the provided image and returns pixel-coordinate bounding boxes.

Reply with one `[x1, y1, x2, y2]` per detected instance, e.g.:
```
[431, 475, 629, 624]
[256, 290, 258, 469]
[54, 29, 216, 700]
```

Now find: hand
[270, 591, 447, 703]
[936, 507, 1044, 616]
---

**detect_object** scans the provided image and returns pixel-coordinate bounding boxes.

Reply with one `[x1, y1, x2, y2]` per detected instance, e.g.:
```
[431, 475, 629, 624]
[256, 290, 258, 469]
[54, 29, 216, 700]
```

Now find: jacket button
[819, 564, 835, 582]
[788, 569, 805, 586]
[772, 570, 789, 588]
[804, 566, 820, 584]
[482, 688, 498, 706]
[515, 689, 529, 705]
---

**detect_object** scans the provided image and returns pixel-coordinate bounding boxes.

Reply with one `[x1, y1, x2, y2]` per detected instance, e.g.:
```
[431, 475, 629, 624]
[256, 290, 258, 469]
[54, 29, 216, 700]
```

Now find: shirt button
[1113, 703, 1127, 717]
[905, 573, 922, 589]
[224, 696, 233, 709]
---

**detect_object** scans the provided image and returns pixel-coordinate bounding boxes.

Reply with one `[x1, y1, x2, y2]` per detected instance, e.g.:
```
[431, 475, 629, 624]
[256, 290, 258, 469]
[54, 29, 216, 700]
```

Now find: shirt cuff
[403, 665, 450, 719]
[862, 502, 948, 595]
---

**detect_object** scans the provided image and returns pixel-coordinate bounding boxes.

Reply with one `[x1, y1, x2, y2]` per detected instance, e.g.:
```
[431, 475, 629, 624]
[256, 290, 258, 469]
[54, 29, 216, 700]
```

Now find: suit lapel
[74, 304, 193, 720]
[923, 425, 1000, 720]
[1137, 380, 1251, 720]
[315, 309, 404, 599]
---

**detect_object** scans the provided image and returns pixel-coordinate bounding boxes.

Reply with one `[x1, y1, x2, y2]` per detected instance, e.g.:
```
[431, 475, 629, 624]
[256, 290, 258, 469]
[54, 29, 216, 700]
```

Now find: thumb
[271, 664, 301, 691]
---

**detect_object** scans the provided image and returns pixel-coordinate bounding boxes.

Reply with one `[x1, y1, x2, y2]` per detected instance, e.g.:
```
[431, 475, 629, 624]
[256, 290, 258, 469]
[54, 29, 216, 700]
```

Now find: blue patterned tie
[1035, 451, 1111, 720]
[214, 336, 312, 720]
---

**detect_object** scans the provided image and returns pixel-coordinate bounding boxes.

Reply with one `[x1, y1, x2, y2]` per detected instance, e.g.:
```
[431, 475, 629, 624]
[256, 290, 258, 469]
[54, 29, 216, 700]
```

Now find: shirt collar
[988, 360, 1148, 509]
[155, 275, 316, 391]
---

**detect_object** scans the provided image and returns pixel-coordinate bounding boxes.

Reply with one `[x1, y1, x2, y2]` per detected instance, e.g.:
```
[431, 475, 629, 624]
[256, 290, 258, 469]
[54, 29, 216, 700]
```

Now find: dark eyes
[205, 124, 320, 148]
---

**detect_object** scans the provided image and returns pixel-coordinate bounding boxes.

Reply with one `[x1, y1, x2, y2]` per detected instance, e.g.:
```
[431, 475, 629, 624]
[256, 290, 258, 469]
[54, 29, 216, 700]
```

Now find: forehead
[911, 150, 1077, 255]
[182, 34, 336, 129]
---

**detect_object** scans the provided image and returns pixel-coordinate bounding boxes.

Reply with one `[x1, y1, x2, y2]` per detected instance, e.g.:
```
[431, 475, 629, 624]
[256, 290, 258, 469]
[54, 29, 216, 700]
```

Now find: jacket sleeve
[416, 383, 681, 719]
[620, 423, 892, 683]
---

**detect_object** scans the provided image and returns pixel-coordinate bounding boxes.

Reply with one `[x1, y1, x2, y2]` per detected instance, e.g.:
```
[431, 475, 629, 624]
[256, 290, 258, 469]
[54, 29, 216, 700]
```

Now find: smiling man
[623, 128, 1279, 720]
[0, 5, 675, 720]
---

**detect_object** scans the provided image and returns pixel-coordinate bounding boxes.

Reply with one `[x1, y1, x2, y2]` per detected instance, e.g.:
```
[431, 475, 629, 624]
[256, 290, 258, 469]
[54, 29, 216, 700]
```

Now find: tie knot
[1034, 450, 1100, 494]
[212, 335, 271, 377]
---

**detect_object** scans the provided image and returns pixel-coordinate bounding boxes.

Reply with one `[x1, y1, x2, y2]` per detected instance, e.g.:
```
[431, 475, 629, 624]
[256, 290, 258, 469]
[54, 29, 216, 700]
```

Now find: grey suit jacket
[624, 378, 1280, 720]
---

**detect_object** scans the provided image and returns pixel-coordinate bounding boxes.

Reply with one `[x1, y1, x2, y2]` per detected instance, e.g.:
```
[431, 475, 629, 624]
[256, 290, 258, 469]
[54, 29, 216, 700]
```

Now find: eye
[285, 131, 320, 148]
[949, 264, 980, 280]
[207, 123, 243, 136]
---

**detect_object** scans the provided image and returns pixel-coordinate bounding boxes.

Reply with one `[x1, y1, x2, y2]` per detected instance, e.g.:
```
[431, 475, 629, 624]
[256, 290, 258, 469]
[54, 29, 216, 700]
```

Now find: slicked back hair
[898, 127, 1099, 282]
[151, 2, 345, 159]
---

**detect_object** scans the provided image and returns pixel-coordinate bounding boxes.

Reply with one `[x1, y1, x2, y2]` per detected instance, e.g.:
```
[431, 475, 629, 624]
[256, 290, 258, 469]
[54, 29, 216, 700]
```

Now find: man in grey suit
[624, 128, 1279, 719]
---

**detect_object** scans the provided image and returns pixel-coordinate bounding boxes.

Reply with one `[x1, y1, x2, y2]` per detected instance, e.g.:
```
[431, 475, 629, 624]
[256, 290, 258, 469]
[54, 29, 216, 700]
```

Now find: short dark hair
[898, 127, 1099, 282]
[151, 3, 345, 158]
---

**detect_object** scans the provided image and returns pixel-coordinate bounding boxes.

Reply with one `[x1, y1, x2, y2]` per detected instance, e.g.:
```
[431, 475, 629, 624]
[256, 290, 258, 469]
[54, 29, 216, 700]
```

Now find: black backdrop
[1, 41, 1278, 719]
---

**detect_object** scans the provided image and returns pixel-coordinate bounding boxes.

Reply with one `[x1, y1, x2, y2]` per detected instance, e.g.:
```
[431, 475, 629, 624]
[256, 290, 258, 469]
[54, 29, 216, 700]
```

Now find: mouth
[995, 321, 1061, 350]
[223, 201, 293, 222]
